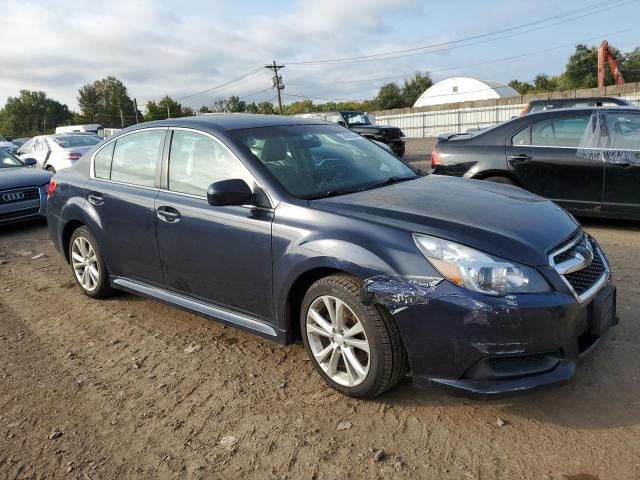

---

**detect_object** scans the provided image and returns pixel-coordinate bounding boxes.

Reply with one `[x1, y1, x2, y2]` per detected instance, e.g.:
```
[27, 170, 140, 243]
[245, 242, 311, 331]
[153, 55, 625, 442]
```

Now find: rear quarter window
[93, 142, 115, 179]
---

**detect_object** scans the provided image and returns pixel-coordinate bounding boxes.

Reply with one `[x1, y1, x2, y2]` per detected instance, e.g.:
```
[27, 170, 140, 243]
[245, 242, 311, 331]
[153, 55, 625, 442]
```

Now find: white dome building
[413, 77, 520, 107]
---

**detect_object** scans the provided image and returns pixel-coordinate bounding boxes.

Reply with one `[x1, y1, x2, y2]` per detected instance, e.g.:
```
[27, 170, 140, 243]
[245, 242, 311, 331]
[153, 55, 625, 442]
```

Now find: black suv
[296, 111, 406, 157]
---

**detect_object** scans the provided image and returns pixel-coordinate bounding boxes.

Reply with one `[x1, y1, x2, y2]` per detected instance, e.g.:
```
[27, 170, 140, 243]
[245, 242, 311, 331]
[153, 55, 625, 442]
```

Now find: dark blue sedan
[46, 115, 617, 398]
[0, 150, 51, 224]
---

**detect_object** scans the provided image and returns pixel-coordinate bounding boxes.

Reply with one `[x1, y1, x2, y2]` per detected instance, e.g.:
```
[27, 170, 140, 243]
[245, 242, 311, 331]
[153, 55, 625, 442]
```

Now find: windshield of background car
[232, 124, 417, 199]
[0, 150, 23, 168]
[52, 135, 101, 148]
[342, 112, 371, 126]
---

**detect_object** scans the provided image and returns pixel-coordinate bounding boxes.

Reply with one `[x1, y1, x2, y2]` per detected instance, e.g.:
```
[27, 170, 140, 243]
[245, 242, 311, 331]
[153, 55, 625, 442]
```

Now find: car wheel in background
[301, 274, 408, 398]
[484, 176, 516, 186]
[68, 226, 113, 299]
[45, 166, 56, 174]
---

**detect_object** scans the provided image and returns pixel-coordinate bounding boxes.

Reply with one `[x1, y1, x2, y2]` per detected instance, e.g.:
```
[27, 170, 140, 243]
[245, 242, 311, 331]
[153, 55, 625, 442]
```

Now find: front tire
[301, 274, 408, 398]
[68, 226, 113, 299]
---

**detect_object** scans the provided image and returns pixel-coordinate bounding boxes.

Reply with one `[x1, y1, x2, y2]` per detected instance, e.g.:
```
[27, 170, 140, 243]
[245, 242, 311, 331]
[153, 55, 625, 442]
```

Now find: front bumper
[0, 184, 48, 225]
[389, 280, 617, 397]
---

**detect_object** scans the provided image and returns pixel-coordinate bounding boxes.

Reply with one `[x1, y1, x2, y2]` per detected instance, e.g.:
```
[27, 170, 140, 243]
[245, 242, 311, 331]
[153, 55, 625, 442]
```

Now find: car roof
[528, 96, 631, 104]
[523, 105, 640, 118]
[134, 113, 329, 132]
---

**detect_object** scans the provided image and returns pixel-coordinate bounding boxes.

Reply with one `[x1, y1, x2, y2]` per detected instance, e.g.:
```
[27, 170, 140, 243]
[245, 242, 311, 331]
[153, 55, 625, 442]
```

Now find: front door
[507, 113, 603, 212]
[155, 129, 274, 322]
[85, 128, 166, 284]
[602, 110, 640, 217]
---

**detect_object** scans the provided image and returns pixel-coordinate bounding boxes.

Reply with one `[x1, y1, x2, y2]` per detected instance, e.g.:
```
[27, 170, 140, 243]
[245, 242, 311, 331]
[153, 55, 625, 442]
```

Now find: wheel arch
[61, 219, 87, 263]
[471, 169, 521, 186]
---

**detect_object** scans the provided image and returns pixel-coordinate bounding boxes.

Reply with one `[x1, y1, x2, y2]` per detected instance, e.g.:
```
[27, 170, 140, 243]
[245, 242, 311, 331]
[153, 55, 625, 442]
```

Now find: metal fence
[373, 91, 640, 138]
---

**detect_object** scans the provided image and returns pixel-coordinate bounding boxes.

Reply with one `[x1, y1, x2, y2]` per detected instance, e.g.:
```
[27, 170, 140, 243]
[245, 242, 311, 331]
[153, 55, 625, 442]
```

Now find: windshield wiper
[359, 175, 420, 191]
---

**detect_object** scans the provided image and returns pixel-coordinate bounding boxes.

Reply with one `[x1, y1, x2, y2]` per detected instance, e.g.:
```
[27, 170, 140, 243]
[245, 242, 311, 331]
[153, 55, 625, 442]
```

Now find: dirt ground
[1, 139, 639, 479]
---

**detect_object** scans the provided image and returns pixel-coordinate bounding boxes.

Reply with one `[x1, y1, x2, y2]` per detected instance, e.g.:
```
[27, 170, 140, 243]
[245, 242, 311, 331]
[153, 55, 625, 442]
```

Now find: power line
[286, 0, 636, 66]
[173, 66, 265, 101]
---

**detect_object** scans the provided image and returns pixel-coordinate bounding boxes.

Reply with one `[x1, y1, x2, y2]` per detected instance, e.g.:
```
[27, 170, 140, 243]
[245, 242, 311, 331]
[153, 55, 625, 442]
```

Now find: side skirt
[111, 276, 283, 341]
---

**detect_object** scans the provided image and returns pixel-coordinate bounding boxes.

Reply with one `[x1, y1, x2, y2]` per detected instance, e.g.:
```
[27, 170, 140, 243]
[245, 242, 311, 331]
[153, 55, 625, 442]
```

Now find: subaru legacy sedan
[47, 115, 617, 398]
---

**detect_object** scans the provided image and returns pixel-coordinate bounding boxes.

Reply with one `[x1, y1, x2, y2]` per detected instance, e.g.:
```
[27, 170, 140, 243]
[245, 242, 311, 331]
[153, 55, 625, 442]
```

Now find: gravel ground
[1, 151, 639, 479]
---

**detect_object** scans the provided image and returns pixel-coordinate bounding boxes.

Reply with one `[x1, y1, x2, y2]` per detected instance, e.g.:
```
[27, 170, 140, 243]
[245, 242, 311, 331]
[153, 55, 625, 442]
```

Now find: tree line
[1, 43, 638, 138]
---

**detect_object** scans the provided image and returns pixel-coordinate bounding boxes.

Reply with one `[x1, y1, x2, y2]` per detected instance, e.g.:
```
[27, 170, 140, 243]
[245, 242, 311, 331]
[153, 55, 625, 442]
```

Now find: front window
[232, 124, 418, 199]
[531, 115, 590, 148]
[0, 150, 24, 168]
[341, 112, 371, 127]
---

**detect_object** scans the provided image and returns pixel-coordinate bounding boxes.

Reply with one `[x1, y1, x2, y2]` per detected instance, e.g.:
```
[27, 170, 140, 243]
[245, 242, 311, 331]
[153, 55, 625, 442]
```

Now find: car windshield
[52, 135, 101, 148]
[0, 150, 23, 168]
[232, 124, 419, 199]
[342, 112, 371, 127]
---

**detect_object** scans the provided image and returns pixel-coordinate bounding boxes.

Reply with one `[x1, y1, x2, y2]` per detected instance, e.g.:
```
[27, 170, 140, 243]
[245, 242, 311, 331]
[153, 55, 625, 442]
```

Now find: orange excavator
[598, 40, 625, 87]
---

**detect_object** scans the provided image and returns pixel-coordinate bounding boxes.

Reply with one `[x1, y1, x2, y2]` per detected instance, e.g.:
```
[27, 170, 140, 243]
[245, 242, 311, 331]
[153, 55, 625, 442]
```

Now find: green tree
[0, 90, 71, 137]
[145, 95, 188, 120]
[245, 102, 259, 114]
[560, 44, 621, 89]
[621, 47, 640, 83]
[401, 72, 433, 106]
[226, 96, 246, 113]
[374, 82, 405, 110]
[508, 79, 534, 95]
[77, 76, 136, 128]
[257, 101, 275, 114]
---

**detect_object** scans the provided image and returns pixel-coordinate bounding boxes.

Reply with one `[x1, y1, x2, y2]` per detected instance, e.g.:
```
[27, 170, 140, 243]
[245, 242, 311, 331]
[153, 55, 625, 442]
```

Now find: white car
[17, 134, 102, 173]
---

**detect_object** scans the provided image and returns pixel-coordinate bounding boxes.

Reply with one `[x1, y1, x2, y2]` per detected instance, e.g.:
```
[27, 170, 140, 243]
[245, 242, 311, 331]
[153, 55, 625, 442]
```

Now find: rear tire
[45, 166, 56, 174]
[394, 144, 406, 158]
[301, 274, 408, 398]
[68, 226, 113, 299]
[484, 176, 516, 186]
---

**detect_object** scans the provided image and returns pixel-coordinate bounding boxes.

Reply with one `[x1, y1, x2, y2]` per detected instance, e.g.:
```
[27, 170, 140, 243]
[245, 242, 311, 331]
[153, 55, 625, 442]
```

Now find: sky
[1, 0, 639, 112]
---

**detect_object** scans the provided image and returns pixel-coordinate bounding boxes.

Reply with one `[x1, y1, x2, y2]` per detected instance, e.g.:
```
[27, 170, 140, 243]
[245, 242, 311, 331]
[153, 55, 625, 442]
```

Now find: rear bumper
[388, 280, 617, 398]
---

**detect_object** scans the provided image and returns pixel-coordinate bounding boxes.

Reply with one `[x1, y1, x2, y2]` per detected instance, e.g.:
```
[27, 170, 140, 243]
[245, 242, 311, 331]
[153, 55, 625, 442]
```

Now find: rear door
[602, 110, 640, 217]
[506, 112, 603, 211]
[154, 128, 274, 322]
[85, 128, 166, 284]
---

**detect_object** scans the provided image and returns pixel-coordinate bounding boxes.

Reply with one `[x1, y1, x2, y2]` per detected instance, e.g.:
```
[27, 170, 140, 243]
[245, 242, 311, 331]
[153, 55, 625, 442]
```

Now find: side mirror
[207, 179, 254, 207]
[337, 120, 347, 127]
[23, 158, 38, 167]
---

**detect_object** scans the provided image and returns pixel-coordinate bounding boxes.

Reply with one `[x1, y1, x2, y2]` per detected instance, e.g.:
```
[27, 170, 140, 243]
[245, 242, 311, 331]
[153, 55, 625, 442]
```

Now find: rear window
[110, 130, 164, 187]
[52, 135, 101, 148]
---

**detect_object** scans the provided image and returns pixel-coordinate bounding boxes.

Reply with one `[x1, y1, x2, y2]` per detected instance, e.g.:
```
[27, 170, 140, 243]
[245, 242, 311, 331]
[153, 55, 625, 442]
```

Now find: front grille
[550, 233, 608, 301]
[0, 187, 40, 205]
[385, 128, 403, 140]
[564, 248, 606, 296]
[0, 207, 40, 222]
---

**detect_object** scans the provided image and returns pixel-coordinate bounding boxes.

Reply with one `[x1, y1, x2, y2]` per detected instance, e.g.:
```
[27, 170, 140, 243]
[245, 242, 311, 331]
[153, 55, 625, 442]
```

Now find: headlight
[413, 234, 550, 296]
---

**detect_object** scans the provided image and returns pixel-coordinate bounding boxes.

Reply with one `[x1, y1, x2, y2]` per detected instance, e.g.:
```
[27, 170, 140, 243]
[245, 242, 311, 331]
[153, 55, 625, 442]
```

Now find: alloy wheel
[306, 295, 371, 387]
[71, 236, 100, 292]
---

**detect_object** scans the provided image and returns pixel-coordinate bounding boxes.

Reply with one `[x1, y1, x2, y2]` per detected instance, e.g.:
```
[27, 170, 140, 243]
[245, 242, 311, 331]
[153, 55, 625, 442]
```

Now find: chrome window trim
[548, 233, 610, 303]
[89, 126, 275, 210]
[165, 126, 275, 209]
[90, 127, 169, 180]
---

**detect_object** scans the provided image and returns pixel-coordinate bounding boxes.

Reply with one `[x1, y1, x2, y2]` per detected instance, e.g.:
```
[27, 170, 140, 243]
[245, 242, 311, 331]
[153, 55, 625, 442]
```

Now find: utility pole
[167, 104, 171, 119]
[265, 60, 285, 115]
[133, 98, 139, 124]
[119, 107, 125, 128]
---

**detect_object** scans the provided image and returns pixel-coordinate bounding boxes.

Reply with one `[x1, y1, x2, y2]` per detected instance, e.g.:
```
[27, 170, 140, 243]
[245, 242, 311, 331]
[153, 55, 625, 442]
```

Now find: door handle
[87, 193, 104, 206]
[157, 206, 181, 223]
[509, 154, 532, 161]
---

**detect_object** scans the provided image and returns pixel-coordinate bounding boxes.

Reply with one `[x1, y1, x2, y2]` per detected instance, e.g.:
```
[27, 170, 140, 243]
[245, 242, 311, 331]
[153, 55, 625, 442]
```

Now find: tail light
[65, 151, 82, 160]
[47, 180, 57, 199]
[431, 145, 442, 167]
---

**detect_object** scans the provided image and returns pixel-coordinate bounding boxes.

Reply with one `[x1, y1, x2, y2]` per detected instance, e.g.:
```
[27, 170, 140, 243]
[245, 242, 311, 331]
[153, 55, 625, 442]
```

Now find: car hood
[0, 141, 16, 148]
[0, 167, 52, 190]
[310, 175, 580, 266]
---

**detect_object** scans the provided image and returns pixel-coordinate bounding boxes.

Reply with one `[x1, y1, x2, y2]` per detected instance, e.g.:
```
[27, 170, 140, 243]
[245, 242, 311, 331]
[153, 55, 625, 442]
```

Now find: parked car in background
[295, 111, 406, 157]
[47, 114, 616, 398]
[520, 96, 633, 115]
[55, 124, 104, 136]
[10, 137, 30, 150]
[431, 107, 640, 220]
[17, 134, 102, 173]
[0, 135, 18, 155]
[0, 149, 51, 225]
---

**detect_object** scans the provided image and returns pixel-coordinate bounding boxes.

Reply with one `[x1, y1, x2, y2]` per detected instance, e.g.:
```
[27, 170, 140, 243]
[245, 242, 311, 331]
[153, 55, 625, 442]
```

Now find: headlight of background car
[413, 234, 550, 296]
